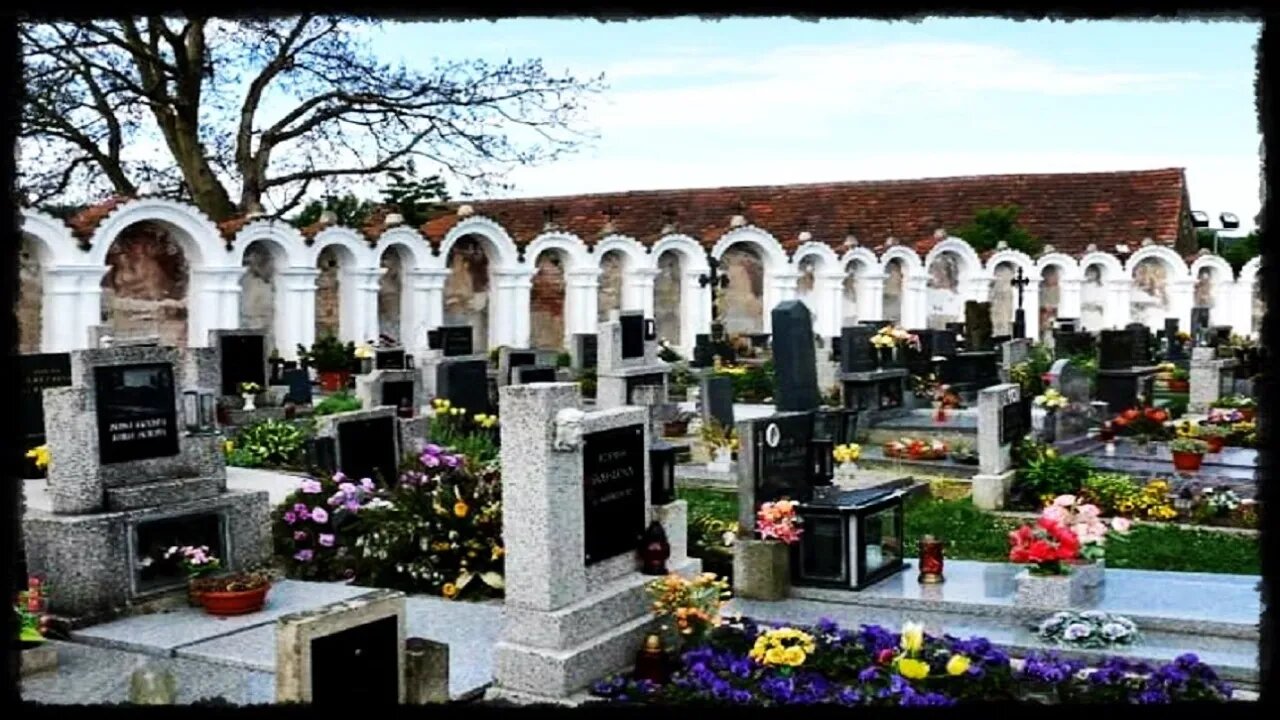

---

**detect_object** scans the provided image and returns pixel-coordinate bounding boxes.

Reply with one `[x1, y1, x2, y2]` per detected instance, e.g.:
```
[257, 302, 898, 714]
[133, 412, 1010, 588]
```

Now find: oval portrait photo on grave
[765, 423, 781, 448]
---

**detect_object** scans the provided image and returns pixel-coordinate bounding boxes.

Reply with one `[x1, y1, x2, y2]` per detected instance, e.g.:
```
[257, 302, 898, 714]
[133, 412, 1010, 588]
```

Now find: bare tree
[20, 16, 605, 221]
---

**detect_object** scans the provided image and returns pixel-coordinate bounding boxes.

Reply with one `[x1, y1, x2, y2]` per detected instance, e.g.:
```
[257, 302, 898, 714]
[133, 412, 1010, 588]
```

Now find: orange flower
[453, 501, 469, 518]
[442, 583, 458, 599]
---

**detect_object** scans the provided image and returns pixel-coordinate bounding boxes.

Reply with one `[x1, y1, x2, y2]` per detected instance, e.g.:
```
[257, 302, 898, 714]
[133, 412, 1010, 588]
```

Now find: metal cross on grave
[698, 248, 731, 332]
[1011, 267, 1031, 339]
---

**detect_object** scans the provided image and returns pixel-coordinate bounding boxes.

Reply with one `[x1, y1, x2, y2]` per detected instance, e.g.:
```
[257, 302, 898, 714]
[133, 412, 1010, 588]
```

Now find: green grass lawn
[678, 488, 1260, 576]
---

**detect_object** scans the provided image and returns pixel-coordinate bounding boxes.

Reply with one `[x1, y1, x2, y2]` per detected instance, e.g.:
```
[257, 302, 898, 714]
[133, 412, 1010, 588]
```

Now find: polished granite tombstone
[1082, 440, 1257, 497]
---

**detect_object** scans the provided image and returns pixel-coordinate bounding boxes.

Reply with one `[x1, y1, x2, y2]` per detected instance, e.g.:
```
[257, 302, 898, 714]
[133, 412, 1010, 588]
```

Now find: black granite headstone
[620, 312, 645, 359]
[1000, 394, 1027, 446]
[427, 329, 441, 350]
[133, 512, 225, 593]
[964, 301, 994, 352]
[337, 415, 399, 486]
[441, 326, 474, 357]
[374, 348, 406, 370]
[1124, 323, 1153, 365]
[840, 326, 879, 373]
[219, 334, 267, 396]
[437, 359, 493, 415]
[95, 363, 180, 464]
[574, 334, 598, 369]
[311, 616, 400, 705]
[701, 376, 735, 430]
[515, 365, 557, 384]
[771, 301, 820, 411]
[1098, 330, 1137, 370]
[380, 381, 415, 410]
[19, 353, 72, 476]
[582, 424, 646, 565]
[283, 368, 313, 405]
[753, 413, 815, 506]
[506, 351, 536, 384]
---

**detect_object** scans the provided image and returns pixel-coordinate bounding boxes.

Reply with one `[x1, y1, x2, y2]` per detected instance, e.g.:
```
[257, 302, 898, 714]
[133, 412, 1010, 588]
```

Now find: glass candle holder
[918, 535, 944, 584]
[199, 393, 217, 431]
[183, 391, 200, 433]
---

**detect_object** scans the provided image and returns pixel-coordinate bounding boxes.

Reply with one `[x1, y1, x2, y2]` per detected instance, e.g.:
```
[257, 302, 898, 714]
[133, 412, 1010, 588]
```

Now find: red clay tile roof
[66, 195, 134, 241]
[428, 168, 1191, 258]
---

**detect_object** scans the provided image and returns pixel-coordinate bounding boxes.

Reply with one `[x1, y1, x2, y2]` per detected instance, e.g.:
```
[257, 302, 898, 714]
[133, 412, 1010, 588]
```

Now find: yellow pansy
[897, 658, 930, 680]
[946, 654, 971, 676]
[763, 647, 785, 666]
[26, 445, 51, 470]
[781, 646, 806, 667]
[491, 545, 505, 561]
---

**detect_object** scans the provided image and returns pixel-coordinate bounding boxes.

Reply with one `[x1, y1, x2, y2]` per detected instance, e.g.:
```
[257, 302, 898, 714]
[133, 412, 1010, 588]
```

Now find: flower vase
[1206, 436, 1225, 454]
[1172, 451, 1204, 472]
[241, 393, 257, 411]
[707, 447, 732, 473]
[732, 539, 790, 601]
[1013, 567, 1088, 608]
[836, 461, 859, 482]
[200, 585, 270, 616]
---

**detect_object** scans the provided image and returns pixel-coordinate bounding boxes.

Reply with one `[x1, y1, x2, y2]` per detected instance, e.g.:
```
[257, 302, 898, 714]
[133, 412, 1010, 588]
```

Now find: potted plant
[701, 420, 737, 472]
[832, 443, 861, 480]
[1194, 423, 1230, 454]
[1110, 406, 1169, 451]
[645, 572, 730, 658]
[165, 545, 224, 606]
[1040, 495, 1130, 588]
[870, 325, 921, 369]
[1033, 389, 1069, 443]
[238, 381, 262, 411]
[303, 335, 356, 393]
[191, 568, 272, 616]
[15, 575, 51, 650]
[664, 410, 694, 438]
[1007, 516, 1087, 608]
[1167, 367, 1190, 393]
[734, 499, 801, 601]
[1169, 437, 1209, 473]
[884, 436, 948, 461]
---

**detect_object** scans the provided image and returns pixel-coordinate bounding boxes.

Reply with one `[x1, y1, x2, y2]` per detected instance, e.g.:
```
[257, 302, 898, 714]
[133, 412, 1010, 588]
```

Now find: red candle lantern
[918, 535, 944, 584]
[1098, 421, 1115, 443]
[633, 634, 670, 685]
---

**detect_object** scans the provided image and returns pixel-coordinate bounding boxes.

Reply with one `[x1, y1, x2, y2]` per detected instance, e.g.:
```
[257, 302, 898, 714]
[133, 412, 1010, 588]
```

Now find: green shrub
[1011, 439, 1092, 507]
[579, 368, 597, 398]
[555, 351, 571, 368]
[225, 446, 265, 468]
[719, 360, 774, 402]
[232, 419, 308, 467]
[313, 391, 362, 417]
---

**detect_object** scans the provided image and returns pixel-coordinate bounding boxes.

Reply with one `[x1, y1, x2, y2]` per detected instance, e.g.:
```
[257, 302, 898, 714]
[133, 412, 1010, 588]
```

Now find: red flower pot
[318, 370, 349, 393]
[1171, 451, 1204, 473]
[1167, 380, 1189, 393]
[1240, 409, 1256, 422]
[1206, 436, 1226, 454]
[200, 585, 270, 616]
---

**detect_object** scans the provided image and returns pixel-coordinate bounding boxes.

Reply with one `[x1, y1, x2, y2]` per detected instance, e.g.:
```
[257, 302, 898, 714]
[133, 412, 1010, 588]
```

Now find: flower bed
[590, 617, 1233, 705]
[883, 437, 948, 461]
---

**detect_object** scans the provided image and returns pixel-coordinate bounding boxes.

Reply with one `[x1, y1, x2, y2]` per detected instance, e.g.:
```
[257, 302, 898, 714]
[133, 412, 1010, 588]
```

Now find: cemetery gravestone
[283, 368, 313, 405]
[700, 375, 735, 431]
[1098, 330, 1137, 370]
[19, 353, 72, 476]
[334, 414, 400, 486]
[437, 359, 493, 415]
[506, 351, 536, 384]
[375, 348, 406, 370]
[276, 590, 407, 704]
[620, 312, 645, 359]
[740, 413, 815, 528]
[441, 326, 474, 357]
[840, 326, 878, 373]
[381, 381, 415, 411]
[216, 333, 268, 397]
[972, 384, 1021, 510]
[515, 365, 558, 384]
[95, 364, 181, 464]
[770, 301, 820, 412]
[573, 333, 598, 370]
[1190, 307, 1211, 343]
[582, 424, 647, 565]
[964, 301, 994, 352]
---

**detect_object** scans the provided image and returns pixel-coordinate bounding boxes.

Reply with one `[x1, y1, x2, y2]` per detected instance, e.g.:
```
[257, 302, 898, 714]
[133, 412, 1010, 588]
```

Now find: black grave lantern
[809, 437, 834, 486]
[791, 482, 909, 591]
[649, 441, 677, 506]
[404, 354, 414, 369]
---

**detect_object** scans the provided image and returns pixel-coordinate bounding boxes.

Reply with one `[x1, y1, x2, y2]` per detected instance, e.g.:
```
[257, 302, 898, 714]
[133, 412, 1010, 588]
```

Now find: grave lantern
[809, 438, 834, 486]
[812, 409, 840, 441]
[182, 391, 201, 433]
[649, 441, 676, 506]
[404, 354, 414, 369]
[199, 392, 217, 432]
[791, 481, 910, 591]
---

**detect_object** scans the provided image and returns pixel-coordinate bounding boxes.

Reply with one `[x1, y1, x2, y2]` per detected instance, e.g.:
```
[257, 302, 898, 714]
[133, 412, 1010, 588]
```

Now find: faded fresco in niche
[1130, 257, 1170, 326]
[1193, 267, 1217, 310]
[100, 222, 190, 347]
[882, 259, 904, 324]
[239, 241, 276, 350]
[597, 250, 625, 322]
[444, 236, 491, 351]
[18, 236, 42, 353]
[315, 245, 342, 340]
[1038, 265, 1061, 343]
[1252, 276, 1264, 336]
[796, 256, 818, 317]
[925, 252, 963, 330]
[377, 249, 405, 343]
[654, 250, 683, 345]
[1080, 264, 1106, 331]
[722, 244, 764, 335]
[989, 263, 1015, 336]
[841, 261, 862, 324]
[530, 250, 567, 350]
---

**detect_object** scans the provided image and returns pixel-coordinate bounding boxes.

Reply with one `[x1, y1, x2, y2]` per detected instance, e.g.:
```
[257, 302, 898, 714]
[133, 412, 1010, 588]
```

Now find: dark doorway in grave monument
[95, 363, 180, 464]
[582, 424, 646, 566]
[220, 334, 267, 396]
[338, 416, 399, 487]
[381, 381, 415, 410]
[132, 512, 227, 594]
[311, 616, 400, 705]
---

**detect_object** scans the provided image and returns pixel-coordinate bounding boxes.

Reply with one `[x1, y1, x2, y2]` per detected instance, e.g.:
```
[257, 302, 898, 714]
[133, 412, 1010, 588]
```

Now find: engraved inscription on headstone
[20, 353, 72, 474]
[754, 414, 814, 506]
[311, 616, 401, 705]
[337, 416, 399, 486]
[375, 348, 406, 370]
[219, 334, 267, 396]
[437, 359, 492, 415]
[95, 363, 180, 464]
[582, 424, 646, 565]
[441, 326, 474, 357]
[999, 386, 1024, 446]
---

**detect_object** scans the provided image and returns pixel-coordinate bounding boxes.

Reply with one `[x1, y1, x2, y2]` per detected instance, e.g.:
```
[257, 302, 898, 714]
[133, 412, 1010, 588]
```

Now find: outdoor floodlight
[1220, 212, 1240, 230]
[1190, 210, 1210, 228]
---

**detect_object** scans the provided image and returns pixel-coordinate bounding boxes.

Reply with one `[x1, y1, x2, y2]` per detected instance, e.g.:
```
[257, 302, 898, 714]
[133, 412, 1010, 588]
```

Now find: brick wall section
[315, 246, 341, 339]
[18, 237, 42, 352]
[530, 250, 566, 350]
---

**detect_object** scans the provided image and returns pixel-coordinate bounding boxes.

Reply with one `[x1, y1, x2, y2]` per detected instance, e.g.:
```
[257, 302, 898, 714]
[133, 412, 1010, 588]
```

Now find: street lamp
[1191, 209, 1240, 255]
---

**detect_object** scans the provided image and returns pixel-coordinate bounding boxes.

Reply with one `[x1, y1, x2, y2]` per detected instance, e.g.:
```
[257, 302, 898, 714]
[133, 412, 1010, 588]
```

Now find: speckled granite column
[43, 387, 105, 515]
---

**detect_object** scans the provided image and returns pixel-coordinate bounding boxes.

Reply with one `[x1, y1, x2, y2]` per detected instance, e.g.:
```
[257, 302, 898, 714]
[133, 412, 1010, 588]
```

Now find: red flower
[1122, 409, 1140, 421]
[877, 648, 896, 665]
[1113, 417, 1130, 428]
[1147, 409, 1169, 423]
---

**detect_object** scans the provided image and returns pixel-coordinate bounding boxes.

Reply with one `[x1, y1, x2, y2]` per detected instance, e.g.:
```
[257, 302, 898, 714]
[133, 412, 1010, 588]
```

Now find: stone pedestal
[405, 637, 450, 704]
[732, 539, 790, 601]
[276, 590, 408, 703]
[1013, 568, 1090, 608]
[971, 471, 1016, 510]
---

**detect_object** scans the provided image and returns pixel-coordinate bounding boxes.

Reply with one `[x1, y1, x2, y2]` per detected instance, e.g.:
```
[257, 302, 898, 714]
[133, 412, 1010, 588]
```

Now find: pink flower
[293, 502, 309, 514]
[423, 444, 442, 456]
[1077, 504, 1100, 520]
[300, 479, 323, 494]
[338, 482, 356, 495]
[360, 478, 376, 492]
[327, 494, 343, 507]
[1041, 505, 1069, 524]
[311, 507, 329, 524]
[1111, 517, 1132, 534]
[422, 454, 440, 468]
[442, 454, 460, 468]
[318, 534, 336, 547]
[294, 549, 314, 562]
[344, 500, 361, 512]
[283, 511, 297, 525]
[293, 530, 308, 542]
[1053, 495, 1077, 508]
[331, 471, 347, 482]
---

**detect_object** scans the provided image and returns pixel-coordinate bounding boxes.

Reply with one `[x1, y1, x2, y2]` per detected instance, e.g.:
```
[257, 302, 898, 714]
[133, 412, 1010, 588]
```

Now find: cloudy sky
[373, 17, 1261, 232]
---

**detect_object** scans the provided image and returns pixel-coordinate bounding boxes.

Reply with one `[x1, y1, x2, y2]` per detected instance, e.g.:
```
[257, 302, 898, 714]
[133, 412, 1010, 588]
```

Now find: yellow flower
[222, 440, 235, 455]
[491, 545, 505, 561]
[781, 646, 806, 667]
[26, 445, 50, 470]
[442, 583, 458, 599]
[454, 501, 470, 518]
[900, 621, 924, 654]
[897, 658, 930, 680]
[946, 654, 971, 676]
[451, 407, 464, 416]
[763, 647, 786, 666]
[1045, 448, 1057, 459]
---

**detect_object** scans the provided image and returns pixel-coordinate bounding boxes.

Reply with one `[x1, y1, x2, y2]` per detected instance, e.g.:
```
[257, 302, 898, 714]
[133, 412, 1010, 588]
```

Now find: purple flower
[327, 494, 343, 507]
[836, 687, 862, 706]
[1136, 689, 1170, 704]
[299, 479, 322, 494]
[293, 530, 307, 542]
[858, 666, 879, 683]
[338, 482, 356, 495]
[318, 533, 335, 547]
[442, 454, 460, 468]
[294, 549, 314, 562]
[331, 471, 347, 482]
[422, 453, 440, 468]
[423, 443, 442, 456]
[283, 511, 297, 525]
[311, 507, 329, 524]
[730, 689, 753, 704]
[360, 478, 375, 492]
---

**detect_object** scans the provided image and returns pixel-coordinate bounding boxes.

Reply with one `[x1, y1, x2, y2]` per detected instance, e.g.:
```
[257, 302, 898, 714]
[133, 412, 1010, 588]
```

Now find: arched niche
[1079, 260, 1110, 332]
[654, 249, 684, 345]
[530, 247, 569, 350]
[989, 261, 1018, 336]
[796, 255, 819, 316]
[882, 257, 906, 324]
[17, 234, 48, 353]
[925, 250, 964, 330]
[239, 239, 285, 352]
[1038, 264, 1063, 343]
[315, 243, 358, 341]
[1129, 255, 1173, 326]
[720, 242, 765, 336]
[378, 244, 412, 344]
[597, 249, 627, 321]
[443, 234, 494, 352]
[99, 220, 194, 347]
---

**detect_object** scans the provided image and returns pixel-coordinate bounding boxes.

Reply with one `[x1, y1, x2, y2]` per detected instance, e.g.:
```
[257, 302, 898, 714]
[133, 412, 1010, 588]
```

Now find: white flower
[722, 531, 737, 547]
[1100, 622, 1130, 639]
[1079, 610, 1107, 621]
[1062, 623, 1093, 641]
